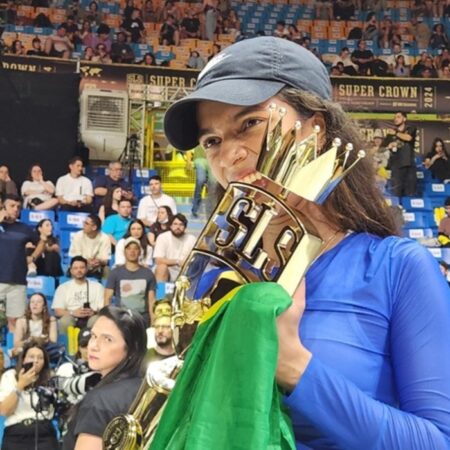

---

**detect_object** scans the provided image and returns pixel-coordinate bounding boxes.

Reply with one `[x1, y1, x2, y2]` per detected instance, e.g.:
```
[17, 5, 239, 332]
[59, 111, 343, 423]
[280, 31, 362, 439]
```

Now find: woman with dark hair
[148, 205, 173, 246]
[424, 138, 450, 181]
[141, 52, 156, 66]
[12, 293, 58, 358]
[430, 23, 449, 50]
[21, 164, 58, 210]
[0, 342, 58, 450]
[98, 185, 122, 222]
[115, 219, 153, 266]
[63, 305, 147, 450]
[157, 37, 450, 448]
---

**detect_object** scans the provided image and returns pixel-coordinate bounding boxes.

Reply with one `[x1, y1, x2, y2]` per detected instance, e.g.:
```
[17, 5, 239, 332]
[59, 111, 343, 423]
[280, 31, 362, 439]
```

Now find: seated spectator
[180, 8, 201, 39]
[351, 40, 374, 75]
[207, 43, 221, 62]
[102, 198, 133, 246]
[55, 156, 93, 212]
[384, 43, 411, 69]
[92, 43, 112, 64]
[69, 214, 111, 279]
[10, 40, 25, 56]
[81, 20, 95, 48]
[30, 219, 63, 277]
[424, 138, 450, 182]
[420, 55, 438, 77]
[115, 219, 152, 267]
[143, 315, 175, 368]
[93, 161, 133, 211]
[44, 24, 74, 59]
[273, 20, 289, 39]
[187, 50, 206, 69]
[315, 0, 333, 20]
[137, 175, 177, 228]
[98, 186, 122, 222]
[105, 238, 156, 324]
[439, 65, 450, 78]
[411, 51, 429, 76]
[82, 46, 95, 61]
[83, 0, 101, 27]
[153, 213, 196, 282]
[5, 0, 17, 25]
[393, 55, 410, 77]
[159, 14, 179, 45]
[0, 343, 58, 450]
[0, 165, 18, 197]
[64, 15, 81, 46]
[121, 8, 145, 44]
[434, 48, 450, 71]
[162, 0, 181, 22]
[408, 16, 431, 50]
[12, 293, 57, 359]
[148, 205, 174, 246]
[223, 10, 240, 38]
[333, 0, 355, 20]
[143, 0, 160, 22]
[53, 256, 104, 333]
[123, 0, 135, 21]
[110, 31, 135, 64]
[33, 12, 53, 29]
[430, 23, 449, 50]
[141, 52, 156, 66]
[92, 23, 112, 53]
[331, 47, 358, 75]
[26, 37, 46, 57]
[21, 164, 58, 211]
[362, 12, 378, 41]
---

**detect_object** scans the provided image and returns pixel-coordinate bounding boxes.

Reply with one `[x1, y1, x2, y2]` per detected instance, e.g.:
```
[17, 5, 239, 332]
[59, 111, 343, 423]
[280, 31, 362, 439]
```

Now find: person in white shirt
[21, 164, 58, 210]
[137, 175, 177, 227]
[53, 256, 104, 333]
[55, 156, 94, 212]
[153, 213, 196, 282]
[69, 214, 111, 279]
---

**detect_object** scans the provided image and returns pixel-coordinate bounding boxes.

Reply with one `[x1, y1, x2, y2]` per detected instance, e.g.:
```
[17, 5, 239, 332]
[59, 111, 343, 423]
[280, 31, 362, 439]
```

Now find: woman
[63, 306, 147, 450]
[429, 23, 449, 50]
[160, 37, 450, 448]
[21, 164, 58, 210]
[207, 43, 221, 62]
[31, 219, 63, 277]
[424, 137, 450, 181]
[141, 52, 156, 66]
[82, 45, 95, 61]
[393, 54, 410, 77]
[115, 219, 152, 266]
[0, 343, 58, 450]
[186, 50, 206, 70]
[98, 185, 122, 222]
[11, 39, 25, 55]
[147, 205, 173, 246]
[13, 293, 58, 359]
[81, 20, 95, 48]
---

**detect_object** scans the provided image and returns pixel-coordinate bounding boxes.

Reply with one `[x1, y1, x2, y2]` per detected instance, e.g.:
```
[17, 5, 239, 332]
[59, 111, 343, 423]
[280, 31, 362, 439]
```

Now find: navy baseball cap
[164, 36, 331, 150]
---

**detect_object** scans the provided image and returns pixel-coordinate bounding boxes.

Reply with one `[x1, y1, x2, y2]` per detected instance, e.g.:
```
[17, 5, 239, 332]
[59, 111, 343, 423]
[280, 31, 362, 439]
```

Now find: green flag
[150, 282, 296, 450]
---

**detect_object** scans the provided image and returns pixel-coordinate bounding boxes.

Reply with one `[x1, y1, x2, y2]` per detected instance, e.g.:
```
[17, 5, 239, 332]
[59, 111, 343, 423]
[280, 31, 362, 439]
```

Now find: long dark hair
[36, 218, 58, 246]
[278, 87, 399, 237]
[151, 205, 174, 236]
[430, 138, 449, 158]
[25, 292, 51, 338]
[123, 219, 150, 258]
[15, 342, 51, 387]
[102, 185, 122, 212]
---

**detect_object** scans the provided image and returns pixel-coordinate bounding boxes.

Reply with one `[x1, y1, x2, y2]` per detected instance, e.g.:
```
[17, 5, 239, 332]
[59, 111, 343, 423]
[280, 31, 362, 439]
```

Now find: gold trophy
[103, 104, 365, 449]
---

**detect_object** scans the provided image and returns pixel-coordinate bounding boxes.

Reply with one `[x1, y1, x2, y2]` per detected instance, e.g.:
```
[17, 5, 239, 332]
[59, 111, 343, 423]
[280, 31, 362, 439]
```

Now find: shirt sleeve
[0, 369, 16, 401]
[55, 177, 63, 197]
[89, 282, 105, 311]
[147, 271, 156, 293]
[83, 178, 94, 196]
[102, 216, 114, 235]
[98, 235, 112, 261]
[153, 234, 165, 259]
[114, 240, 125, 266]
[105, 269, 117, 291]
[52, 285, 66, 310]
[284, 245, 450, 449]
[169, 197, 177, 215]
[68, 232, 81, 258]
[73, 401, 110, 438]
[137, 197, 147, 220]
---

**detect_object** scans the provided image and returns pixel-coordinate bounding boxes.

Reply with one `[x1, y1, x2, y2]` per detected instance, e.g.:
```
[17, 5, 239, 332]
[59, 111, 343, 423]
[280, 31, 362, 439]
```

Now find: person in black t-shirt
[63, 306, 147, 450]
[351, 40, 374, 75]
[159, 14, 179, 46]
[121, 8, 145, 44]
[424, 138, 450, 182]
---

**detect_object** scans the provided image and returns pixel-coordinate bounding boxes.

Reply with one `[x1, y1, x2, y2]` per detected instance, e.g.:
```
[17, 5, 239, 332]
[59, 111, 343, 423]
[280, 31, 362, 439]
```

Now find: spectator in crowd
[26, 37, 46, 56]
[385, 111, 417, 197]
[439, 64, 450, 78]
[98, 186, 122, 222]
[30, 219, 63, 277]
[0, 195, 45, 331]
[153, 213, 196, 282]
[93, 161, 133, 210]
[84, 0, 101, 27]
[33, 11, 53, 29]
[10, 40, 25, 56]
[424, 138, 450, 182]
[5, 0, 17, 25]
[187, 50, 206, 69]
[351, 40, 374, 75]
[56, 156, 93, 212]
[141, 52, 156, 65]
[180, 8, 201, 39]
[408, 16, 431, 49]
[0, 343, 58, 450]
[12, 293, 58, 359]
[273, 20, 289, 39]
[377, 19, 401, 49]
[53, 256, 104, 333]
[207, 43, 221, 61]
[159, 14, 180, 45]
[102, 198, 133, 246]
[122, 0, 135, 21]
[105, 237, 156, 324]
[111, 31, 135, 64]
[143, 0, 160, 23]
[445, 0, 450, 17]
[81, 20, 95, 48]
[92, 23, 112, 53]
[411, 50, 429, 76]
[82, 46, 95, 61]
[286, 24, 302, 43]
[331, 47, 358, 75]
[148, 205, 174, 246]
[121, 7, 145, 44]
[421, 55, 438, 77]
[371, 128, 390, 174]
[162, 0, 181, 22]
[92, 43, 112, 64]
[223, 9, 240, 37]
[0, 165, 18, 197]
[203, 0, 219, 41]
[63, 306, 146, 450]
[144, 314, 175, 367]
[64, 15, 81, 45]
[333, 0, 356, 20]
[69, 214, 111, 279]
[385, 42, 410, 69]
[115, 219, 153, 267]
[137, 175, 177, 228]
[439, 261, 450, 286]
[315, 0, 333, 20]
[434, 47, 450, 71]
[44, 24, 74, 59]
[21, 164, 58, 211]
[393, 55, 410, 77]
[362, 12, 379, 41]
[429, 23, 449, 50]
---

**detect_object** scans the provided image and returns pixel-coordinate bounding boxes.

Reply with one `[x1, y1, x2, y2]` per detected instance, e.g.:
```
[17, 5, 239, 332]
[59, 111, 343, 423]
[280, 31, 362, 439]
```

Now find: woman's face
[129, 222, 144, 238]
[31, 165, 43, 181]
[39, 219, 53, 236]
[436, 141, 444, 154]
[88, 316, 128, 377]
[113, 187, 122, 201]
[197, 97, 318, 188]
[23, 347, 45, 374]
[157, 207, 168, 222]
[29, 295, 45, 316]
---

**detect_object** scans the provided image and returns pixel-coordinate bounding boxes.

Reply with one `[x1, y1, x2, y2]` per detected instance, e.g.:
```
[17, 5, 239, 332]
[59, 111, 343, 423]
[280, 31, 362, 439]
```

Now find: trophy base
[103, 414, 143, 450]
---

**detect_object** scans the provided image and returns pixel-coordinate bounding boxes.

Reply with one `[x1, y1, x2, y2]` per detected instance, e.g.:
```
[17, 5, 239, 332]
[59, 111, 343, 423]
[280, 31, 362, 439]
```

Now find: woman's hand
[276, 280, 312, 392]
[17, 367, 37, 391]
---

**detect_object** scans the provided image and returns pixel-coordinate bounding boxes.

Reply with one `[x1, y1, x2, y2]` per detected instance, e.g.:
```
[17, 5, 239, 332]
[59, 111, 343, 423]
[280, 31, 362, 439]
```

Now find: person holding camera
[0, 342, 58, 450]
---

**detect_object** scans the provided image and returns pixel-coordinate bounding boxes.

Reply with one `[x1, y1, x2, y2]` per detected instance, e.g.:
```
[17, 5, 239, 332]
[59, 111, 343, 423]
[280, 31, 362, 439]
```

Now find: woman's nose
[219, 139, 248, 168]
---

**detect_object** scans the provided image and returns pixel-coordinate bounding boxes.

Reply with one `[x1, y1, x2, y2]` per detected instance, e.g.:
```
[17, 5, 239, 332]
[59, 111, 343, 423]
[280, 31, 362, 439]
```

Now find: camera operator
[0, 341, 58, 450]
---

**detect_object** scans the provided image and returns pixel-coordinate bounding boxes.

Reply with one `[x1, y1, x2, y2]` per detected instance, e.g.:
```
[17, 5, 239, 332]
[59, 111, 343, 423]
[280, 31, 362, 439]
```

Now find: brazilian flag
[150, 282, 296, 450]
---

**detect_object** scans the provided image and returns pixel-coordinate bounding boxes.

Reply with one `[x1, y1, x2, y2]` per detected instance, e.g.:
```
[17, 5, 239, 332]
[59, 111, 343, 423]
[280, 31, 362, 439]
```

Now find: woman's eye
[201, 137, 221, 149]
[242, 118, 263, 131]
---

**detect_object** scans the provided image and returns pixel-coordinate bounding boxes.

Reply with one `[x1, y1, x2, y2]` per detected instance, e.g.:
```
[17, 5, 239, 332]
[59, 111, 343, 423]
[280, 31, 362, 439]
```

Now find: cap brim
[164, 79, 285, 150]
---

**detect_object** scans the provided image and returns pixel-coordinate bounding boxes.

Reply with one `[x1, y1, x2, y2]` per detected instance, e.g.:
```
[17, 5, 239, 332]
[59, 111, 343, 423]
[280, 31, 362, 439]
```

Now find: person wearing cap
[104, 237, 156, 325]
[162, 36, 450, 448]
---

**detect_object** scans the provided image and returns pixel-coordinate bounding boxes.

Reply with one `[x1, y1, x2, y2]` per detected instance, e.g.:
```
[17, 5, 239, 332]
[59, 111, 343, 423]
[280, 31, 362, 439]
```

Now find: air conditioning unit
[80, 89, 129, 161]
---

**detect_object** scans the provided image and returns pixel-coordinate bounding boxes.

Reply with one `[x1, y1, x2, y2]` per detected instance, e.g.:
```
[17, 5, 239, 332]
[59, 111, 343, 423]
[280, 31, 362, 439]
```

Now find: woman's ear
[312, 112, 327, 152]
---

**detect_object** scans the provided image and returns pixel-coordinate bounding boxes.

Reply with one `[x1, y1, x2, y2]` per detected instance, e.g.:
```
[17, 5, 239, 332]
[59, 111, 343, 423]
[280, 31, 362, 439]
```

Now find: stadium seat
[401, 197, 433, 212]
[58, 211, 89, 230]
[428, 248, 450, 264]
[26, 276, 56, 299]
[20, 209, 56, 227]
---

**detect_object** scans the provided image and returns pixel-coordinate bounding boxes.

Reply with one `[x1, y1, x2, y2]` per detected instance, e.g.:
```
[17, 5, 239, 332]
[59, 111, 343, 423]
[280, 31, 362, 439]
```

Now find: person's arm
[396, 128, 414, 142]
[98, 205, 105, 223]
[148, 231, 156, 247]
[48, 316, 58, 344]
[148, 288, 156, 325]
[137, 198, 152, 227]
[74, 434, 103, 450]
[0, 368, 37, 416]
[28, 238, 46, 265]
[102, 218, 117, 246]
[104, 288, 114, 307]
[13, 318, 26, 350]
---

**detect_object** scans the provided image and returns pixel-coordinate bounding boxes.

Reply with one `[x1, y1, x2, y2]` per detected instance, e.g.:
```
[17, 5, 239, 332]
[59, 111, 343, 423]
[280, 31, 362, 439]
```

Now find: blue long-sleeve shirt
[285, 232, 450, 449]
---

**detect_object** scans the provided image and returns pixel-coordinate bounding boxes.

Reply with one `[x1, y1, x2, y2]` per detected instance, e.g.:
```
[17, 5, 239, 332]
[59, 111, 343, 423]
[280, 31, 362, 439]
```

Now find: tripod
[119, 134, 145, 191]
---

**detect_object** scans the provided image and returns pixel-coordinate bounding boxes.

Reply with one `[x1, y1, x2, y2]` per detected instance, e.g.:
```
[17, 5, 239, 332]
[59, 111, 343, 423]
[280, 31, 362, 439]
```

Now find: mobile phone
[83, 302, 90, 309]
[23, 362, 33, 373]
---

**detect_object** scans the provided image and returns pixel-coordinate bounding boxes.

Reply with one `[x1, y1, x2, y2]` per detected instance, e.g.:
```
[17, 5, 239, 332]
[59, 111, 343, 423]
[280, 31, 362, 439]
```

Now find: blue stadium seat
[60, 229, 78, 252]
[402, 197, 433, 212]
[428, 247, 450, 264]
[424, 183, 450, 197]
[58, 211, 89, 230]
[20, 209, 56, 227]
[403, 228, 434, 239]
[26, 276, 56, 298]
[402, 211, 428, 229]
